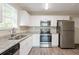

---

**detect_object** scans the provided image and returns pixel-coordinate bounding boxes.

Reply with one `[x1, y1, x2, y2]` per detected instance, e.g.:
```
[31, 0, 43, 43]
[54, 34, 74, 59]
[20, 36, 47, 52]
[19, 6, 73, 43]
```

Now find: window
[0, 4, 18, 30]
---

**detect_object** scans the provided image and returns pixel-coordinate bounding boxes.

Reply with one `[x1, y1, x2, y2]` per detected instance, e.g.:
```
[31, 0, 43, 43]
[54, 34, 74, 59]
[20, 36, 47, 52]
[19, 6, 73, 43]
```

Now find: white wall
[71, 16, 79, 44]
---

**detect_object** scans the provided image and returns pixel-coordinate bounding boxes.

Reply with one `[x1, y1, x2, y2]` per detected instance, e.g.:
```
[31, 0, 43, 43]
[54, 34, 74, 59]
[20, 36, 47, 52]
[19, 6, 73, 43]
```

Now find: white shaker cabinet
[32, 34, 40, 47]
[51, 16, 70, 26]
[19, 10, 30, 26]
[54, 16, 70, 20]
[29, 16, 41, 26]
[20, 35, 32, 55]
[52, 34, 58, 47]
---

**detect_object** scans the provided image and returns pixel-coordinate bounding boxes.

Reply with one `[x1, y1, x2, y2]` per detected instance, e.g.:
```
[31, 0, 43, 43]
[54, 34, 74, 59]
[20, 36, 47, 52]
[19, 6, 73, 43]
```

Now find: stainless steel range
[40, 21, 52, 47]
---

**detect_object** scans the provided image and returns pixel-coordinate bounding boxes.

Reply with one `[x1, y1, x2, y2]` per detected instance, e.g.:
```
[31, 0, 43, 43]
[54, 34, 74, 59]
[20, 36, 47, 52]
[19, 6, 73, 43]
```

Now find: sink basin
[15, 35, 26, 40]
[9, 35, 27, 40]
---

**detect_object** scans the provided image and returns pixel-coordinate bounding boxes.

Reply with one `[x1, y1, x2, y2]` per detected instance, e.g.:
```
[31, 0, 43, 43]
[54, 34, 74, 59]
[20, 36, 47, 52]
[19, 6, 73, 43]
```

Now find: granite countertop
[0, 33, 32, 54]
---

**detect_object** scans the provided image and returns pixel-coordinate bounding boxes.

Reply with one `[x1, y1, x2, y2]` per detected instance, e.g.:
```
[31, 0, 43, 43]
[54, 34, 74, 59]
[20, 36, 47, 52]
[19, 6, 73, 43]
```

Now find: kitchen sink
[15, 35, 26, 39]
[9, 34, 27, 40]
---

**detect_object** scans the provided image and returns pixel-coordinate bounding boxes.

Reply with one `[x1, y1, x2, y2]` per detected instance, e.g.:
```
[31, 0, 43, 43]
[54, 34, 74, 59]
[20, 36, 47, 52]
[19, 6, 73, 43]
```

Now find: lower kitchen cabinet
[32, 34, 40, 47]
[20, 35, 32, 55]
[52, 34, 58, 47]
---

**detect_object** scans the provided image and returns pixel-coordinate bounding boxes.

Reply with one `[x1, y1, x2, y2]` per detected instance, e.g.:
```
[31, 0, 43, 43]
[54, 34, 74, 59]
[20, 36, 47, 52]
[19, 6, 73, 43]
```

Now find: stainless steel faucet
[10, 28, 16, 37]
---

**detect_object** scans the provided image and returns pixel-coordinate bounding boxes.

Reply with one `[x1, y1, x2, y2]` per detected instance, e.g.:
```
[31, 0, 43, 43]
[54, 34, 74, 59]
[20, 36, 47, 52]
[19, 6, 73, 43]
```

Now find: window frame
[0, 4, 18, 30]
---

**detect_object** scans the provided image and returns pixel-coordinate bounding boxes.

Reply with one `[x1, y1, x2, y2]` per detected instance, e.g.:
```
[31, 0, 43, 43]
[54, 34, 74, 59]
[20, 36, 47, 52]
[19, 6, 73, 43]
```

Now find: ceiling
[12, 3, 79, 15]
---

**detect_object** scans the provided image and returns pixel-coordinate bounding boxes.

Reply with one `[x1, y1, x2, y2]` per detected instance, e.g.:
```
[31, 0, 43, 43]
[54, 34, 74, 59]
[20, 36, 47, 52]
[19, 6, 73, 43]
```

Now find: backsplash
[20, 26, 57, 34]
[0, 28, 26, 38]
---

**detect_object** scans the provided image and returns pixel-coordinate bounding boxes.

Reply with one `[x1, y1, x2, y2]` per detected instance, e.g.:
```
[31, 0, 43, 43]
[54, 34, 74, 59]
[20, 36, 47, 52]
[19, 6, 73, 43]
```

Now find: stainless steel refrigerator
[57, 20, 75, 48]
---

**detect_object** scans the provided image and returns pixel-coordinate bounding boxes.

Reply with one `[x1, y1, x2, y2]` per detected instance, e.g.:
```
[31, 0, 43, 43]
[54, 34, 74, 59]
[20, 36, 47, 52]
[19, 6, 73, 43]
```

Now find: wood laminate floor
[29, 47, 79, 55]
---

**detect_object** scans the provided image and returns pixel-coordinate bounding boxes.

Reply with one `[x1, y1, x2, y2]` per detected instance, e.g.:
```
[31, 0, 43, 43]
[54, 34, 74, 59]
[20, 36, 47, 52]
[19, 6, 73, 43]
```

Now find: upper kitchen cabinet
[51, 16, 70, 26]
[19, 10, 30, 26]
[30, 16, 52, 26]
[29, 16, 41, 26]
[30, 16, 70, 26]
[54, 16, 70, 20]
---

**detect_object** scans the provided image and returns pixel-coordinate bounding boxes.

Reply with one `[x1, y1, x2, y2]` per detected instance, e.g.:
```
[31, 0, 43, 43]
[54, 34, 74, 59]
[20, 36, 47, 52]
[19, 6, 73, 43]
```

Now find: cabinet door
[27, 36, 33, 53]
[32, 34, 40, 47]
[19, 10, 30, 26]
[20, 36, 32, 55]
[51, 20, 57, 26]
[52, 34, 58, 47]
[20, 38, 28, 55]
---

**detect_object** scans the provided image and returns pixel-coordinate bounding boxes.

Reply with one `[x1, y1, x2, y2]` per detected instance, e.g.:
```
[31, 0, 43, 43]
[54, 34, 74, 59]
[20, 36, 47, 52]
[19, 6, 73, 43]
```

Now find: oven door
[40, 34, 51, 42]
